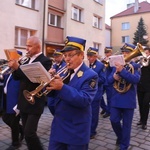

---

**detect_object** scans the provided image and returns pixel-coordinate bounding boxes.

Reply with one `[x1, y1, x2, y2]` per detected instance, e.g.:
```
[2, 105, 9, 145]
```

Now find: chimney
[134, 0, 139, 13]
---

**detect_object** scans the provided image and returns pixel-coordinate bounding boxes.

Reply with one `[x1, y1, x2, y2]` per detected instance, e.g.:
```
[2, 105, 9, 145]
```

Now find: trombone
[23, 64, 70, 105]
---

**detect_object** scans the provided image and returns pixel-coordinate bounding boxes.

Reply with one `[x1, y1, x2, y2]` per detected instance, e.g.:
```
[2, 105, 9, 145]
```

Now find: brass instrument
[0, 54, 30, 79]
[113, 43, 144, 93]
[136, 55, 150, 67]
[23, 64, 69, 105]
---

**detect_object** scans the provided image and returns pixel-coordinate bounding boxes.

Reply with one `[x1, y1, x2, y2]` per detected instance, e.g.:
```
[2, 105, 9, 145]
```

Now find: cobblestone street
[0, 106, 150, 150]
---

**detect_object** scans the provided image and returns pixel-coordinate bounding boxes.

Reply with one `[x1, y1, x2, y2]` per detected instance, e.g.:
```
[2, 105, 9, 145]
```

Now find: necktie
[63, 69, 74, 84]
[90, 64, 93, 68]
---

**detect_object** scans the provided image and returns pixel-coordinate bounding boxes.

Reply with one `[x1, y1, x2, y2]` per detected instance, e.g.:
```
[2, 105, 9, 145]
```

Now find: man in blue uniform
[101, 47, 113, 118]
[108, 43, 141, 150]
[87, 47, 105, 139]
[47, 49, 66, 115]
[2, 51, 24, 150]
[46, 36, 98, 150]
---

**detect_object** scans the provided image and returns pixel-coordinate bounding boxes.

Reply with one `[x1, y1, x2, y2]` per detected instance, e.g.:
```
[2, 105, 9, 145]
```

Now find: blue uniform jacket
[90, 60, 105, 100]
[108, 62, 140, 109]
[48, 63, 98, 145]
[52, 60, 66, 73]
[104, 65, 113, 86]
[3, 74, 20, 113]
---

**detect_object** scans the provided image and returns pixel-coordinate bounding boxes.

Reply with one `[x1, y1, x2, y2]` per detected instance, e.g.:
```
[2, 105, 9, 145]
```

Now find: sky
[105, 0, 150, 25]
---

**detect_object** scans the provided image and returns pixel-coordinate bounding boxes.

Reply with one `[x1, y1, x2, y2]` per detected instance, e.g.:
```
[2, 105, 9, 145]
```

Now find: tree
[133, 17, 149, 46]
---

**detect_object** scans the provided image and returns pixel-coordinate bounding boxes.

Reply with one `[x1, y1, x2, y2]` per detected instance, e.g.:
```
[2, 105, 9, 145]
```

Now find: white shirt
[28, 52, 42, 64]
[70, 62, 83, 80]
[4, 74, 12, 94]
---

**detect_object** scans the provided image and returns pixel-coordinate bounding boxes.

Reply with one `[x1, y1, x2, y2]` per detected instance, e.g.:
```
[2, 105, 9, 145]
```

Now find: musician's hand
[46, 75, 63, 91]
[48, 68, 56, 76]
[8, 60, 19, 70]
[114, 62, 123, 72]
[113, 72, 121, 81]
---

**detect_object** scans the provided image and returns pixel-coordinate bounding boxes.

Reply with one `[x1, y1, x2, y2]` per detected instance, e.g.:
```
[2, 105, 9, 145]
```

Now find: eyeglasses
[64, 52, 79, 59]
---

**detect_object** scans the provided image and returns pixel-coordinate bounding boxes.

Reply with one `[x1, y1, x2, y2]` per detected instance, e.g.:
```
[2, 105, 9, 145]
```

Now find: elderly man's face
[63, 50, 84, 69]
[54, 55, 63, 64]
[26, 38, 40, 57]
[122, 51, 131, 58]
[145, 49, 150, 57]
[87, 55, 97, 64]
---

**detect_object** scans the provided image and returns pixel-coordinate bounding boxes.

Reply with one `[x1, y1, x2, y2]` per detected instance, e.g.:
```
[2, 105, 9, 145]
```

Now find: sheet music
[109, 55, 125, 67]
[20, 62, 51, 83]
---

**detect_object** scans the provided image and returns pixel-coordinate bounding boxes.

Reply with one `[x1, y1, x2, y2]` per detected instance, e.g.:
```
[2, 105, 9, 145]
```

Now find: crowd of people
[0, 35, 150, 150]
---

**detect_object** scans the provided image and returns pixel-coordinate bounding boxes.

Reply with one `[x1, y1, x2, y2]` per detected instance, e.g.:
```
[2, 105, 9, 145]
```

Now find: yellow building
[111, 1, 150, 52]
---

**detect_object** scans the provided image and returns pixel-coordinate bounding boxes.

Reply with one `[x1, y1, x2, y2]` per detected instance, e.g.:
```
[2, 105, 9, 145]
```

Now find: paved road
[0, 106, 150, 150]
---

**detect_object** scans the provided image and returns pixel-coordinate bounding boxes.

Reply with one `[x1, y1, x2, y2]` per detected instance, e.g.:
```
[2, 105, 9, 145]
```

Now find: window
[48, 13, 61, 27]
[122, 36, 130, 43]
[122, 22, 130, 30]
[93, 16, 102, 29]
[94, 0, 103, 4]
[15, 27, 35, 47]
[71, 6, 83, 22]
[93, 43, 100, 51]
[16, 0, 35, 9]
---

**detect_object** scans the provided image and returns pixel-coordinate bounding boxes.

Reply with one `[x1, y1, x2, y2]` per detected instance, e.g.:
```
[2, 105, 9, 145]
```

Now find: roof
[105, 24, 111, 30]
[111, 1, 150, 19]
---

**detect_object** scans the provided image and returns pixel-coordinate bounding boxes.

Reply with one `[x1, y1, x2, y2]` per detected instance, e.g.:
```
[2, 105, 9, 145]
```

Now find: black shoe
[100, 110, 105, 115]
[116, 138, 120, 146]
[90, 135, 95, 139]
[137, 121, 142, 125]
[103, 113, 110, 118]
[142, 124, 147, 130]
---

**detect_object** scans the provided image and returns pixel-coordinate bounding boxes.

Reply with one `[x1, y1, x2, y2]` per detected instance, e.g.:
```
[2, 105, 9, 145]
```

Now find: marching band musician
[87, 47, 105, 139]
[108, 43, 141, 150]
[137, 47, 150, 130]
[100, 47, 113, 118]
[46, 36, 98, 150]
[2, 51, 24, 150]
[8, 36, 52, 150]
[47, 49, 66, 115]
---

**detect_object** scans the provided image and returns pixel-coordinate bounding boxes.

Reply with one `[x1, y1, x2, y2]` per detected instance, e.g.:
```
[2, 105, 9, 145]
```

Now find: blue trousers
[100, 85, 112, 114]
[110, 107, 134, 150]
[91, 100, 100, 136]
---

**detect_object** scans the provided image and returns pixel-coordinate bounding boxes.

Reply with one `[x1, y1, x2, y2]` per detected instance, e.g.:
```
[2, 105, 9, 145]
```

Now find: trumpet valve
[23, 90, 35, 104]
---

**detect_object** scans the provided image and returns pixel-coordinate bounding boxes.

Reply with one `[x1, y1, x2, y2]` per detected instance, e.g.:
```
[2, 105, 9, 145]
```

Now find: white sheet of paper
[20, 62, 51, 83]
[109, 55, 125, 67]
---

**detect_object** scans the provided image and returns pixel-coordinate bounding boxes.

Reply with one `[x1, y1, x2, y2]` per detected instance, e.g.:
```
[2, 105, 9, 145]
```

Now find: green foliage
[133, 17, 149, 46]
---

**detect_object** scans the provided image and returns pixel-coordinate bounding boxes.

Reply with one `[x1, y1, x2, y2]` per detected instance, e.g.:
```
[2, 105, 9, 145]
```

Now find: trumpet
[136, 55, 150, 67]
[0, 54, 30, 79]
[23, 64, 70, 105]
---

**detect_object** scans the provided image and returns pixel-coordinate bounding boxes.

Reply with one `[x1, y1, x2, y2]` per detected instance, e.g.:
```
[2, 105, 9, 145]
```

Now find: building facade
[0, 0, 44, 58]
[111, 1, 150, 52]
[105, 24, 111, 47]
[0, 0, 106, 60]
[46, 0, 106, 59]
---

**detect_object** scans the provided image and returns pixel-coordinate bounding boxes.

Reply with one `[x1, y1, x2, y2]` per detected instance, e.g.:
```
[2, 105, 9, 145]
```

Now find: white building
[0, 0, 44, 59]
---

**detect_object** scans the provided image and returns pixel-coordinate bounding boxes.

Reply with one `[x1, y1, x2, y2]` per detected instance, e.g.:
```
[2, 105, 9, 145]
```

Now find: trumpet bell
[23, 90, 35, 104]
